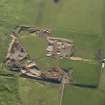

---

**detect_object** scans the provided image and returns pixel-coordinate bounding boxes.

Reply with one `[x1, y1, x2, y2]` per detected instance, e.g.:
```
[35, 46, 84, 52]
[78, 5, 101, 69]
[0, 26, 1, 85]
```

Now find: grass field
[0, 34, 11, 63]
[0, 65, 20, 105]
[0, 0, 105, 105]
[39, 0, 105, 34]
[63, 85, 105, 105]
[63, 68, 105, 105]
[59, 60, 99, 85]
[18, 77, 60, 105]
[0, 77, 20, 105]
[20, 34, 47, 59]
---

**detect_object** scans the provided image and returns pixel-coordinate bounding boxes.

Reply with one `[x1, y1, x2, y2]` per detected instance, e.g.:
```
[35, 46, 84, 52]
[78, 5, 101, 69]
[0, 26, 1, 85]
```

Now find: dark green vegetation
[0, 0, 105, 105]
[0, 76, 20, 105]
[63, 85, 105, 105]
[59, 60, 99, 86]
[18, 78, 60, 105]
[0, 65, 20, 105]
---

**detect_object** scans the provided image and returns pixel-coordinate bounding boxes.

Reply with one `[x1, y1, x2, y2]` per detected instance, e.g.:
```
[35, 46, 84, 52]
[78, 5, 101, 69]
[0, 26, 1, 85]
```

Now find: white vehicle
[101, 59, 105, 68]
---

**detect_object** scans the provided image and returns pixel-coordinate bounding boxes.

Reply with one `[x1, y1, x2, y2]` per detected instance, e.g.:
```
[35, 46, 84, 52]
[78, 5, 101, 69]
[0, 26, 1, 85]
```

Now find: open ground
[0, 0, 105, 105]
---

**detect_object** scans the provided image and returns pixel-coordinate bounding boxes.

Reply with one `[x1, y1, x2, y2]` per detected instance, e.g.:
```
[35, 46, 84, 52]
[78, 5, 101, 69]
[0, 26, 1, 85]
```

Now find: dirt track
[64, 56, 96, 64]
[70, 57, 90, 62]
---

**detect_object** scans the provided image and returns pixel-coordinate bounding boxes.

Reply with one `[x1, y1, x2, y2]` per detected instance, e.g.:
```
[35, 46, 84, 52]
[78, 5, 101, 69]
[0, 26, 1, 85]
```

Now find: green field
[20, 34, 47, 59]
[59, 60, 99, 85]
[0, 65, 20, 105]
[63, 85, 105, 105]
[18, 77, 60, 105]
[0, 0, 105, 105]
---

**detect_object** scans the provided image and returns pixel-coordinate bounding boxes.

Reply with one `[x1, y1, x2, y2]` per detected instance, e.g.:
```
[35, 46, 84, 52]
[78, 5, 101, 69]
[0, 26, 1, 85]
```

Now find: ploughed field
[0, 0, 105, 105]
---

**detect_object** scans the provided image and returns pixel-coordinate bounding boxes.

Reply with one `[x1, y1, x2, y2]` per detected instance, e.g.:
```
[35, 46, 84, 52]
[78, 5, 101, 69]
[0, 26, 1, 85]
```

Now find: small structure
[101, 59, 105, 69]
[21, 62, 41, 79]
[46, 37, 74, 58]
[12, 25, 51, 37]
[21, 64, 70, 83]
[41, 67, 64, 83]
[15, 25, 39, 34]
[6, 35, 27, 69]
[37, 29, 51, 38]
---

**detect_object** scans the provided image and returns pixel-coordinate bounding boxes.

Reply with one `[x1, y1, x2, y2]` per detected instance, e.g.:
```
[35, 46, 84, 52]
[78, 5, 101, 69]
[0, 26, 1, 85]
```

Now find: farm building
[46, 37, 74, 58]
[6, 35, 27, 68]
[21, 62, 70, 83]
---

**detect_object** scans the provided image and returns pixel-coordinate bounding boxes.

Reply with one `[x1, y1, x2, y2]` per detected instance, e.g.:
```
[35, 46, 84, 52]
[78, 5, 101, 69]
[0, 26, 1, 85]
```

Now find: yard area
[20, 32, 99, 86]
[20, 34, 47, 59]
